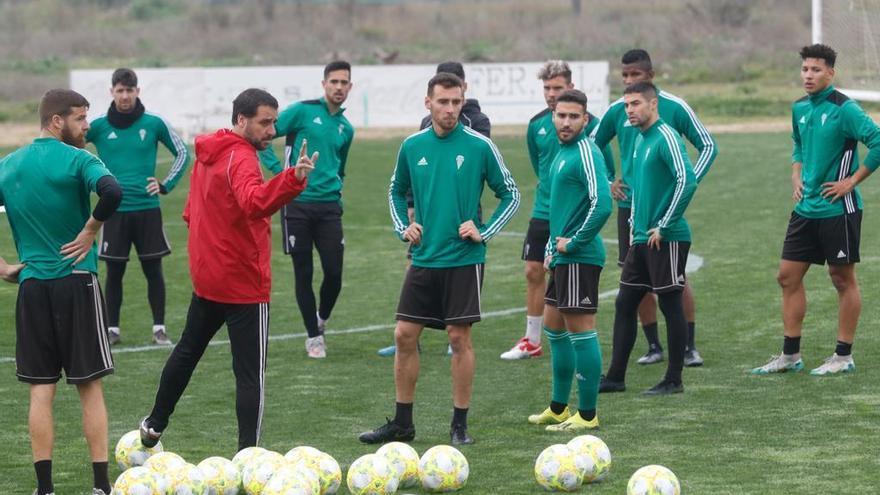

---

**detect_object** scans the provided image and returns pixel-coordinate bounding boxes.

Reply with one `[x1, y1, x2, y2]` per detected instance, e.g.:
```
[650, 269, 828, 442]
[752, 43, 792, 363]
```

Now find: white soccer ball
[376, 441, 420, 488]
[418, 445, 469, 493]
[627, 465, 681, 495]
[284, 445, 323, 464]
[242, 450, 286, 495]
[310, 450, 342, 494]
[115, 430, 163, 470]
[346, 453, 399, 495]
[567, 434, 612, 483]
[166, 463, 207, 495]
[232, 446, 269, 472]
[144, 451, 188, 477]
[112, 466, 160, 494]
[534, 444, 583, 492]
[197, 456, 241, 495]
[262, 464, 319, 495]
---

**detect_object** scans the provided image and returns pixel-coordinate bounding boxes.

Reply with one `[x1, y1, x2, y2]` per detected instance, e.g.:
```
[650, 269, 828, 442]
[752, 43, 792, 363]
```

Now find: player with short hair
[1, 89, 123, 495]
[377, 60, 491, 358]
[87, 68, 190, 346]
[752, 44, 880, 376]
[599, 82, 697, 395]
[260, 60, 355, 359]
[594, 49, 717, 367]
[359, 72, 519, 445]
[526, 89, 611, 431]
[139, 88, 315, 451]
[500, 60, 614, 361]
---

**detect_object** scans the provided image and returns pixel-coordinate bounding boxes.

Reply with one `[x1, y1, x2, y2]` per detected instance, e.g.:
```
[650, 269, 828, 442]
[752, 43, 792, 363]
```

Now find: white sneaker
[810, 353, 855, 376]
[152, 326, 173, 346]
[750, 354, 804, 375]
[500, 337, 543, 360]
[306, 335, 326, 359]
[447, 344, 453, 355]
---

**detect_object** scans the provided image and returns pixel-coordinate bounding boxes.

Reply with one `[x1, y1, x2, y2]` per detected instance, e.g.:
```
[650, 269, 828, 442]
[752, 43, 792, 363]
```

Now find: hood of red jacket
[194, 128, 252, 165]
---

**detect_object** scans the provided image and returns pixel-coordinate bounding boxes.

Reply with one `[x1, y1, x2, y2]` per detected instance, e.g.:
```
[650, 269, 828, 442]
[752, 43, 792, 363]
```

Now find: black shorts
[617, 207, 632, 267]
[16, 272, 114, 384]
[522, 218, 550, 262]
[282, 201, 344, 255]
[545, 263, 602, 314]
[396, 264, 484, 329]
[620, 241, 690, 294]
[99, 207, 171, 261]
[781, 211, 861, 265]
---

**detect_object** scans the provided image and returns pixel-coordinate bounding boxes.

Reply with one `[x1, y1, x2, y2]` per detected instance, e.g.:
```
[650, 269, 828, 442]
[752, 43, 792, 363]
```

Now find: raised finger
[299, 139, 308, 158]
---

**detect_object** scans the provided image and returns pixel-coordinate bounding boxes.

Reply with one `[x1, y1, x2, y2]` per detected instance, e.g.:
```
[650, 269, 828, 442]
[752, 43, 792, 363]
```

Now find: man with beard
[86, 68, 190, 346]
[359, 72, 519, 445]
[139, 88, 316, 451]
[260, 61, 355, 359]
[0, 89, 123, 495]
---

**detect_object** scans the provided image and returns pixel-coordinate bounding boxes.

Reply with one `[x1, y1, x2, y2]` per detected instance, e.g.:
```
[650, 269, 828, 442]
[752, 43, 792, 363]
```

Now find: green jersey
[631, 120, 697, 244]
[791, 85, 880, 219]
[526, 109, 614, 220]
[86, 111, 188, 212]
[545, 131, 613, 268]
[0, 137, 113, 281]
[389, 123, 520, 268]
[260, 97, 355, 204]
[594, 87, 717, 207]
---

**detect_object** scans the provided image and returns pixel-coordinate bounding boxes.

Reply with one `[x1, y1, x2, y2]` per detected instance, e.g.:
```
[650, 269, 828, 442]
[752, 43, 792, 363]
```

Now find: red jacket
[184, 129, 306, 304]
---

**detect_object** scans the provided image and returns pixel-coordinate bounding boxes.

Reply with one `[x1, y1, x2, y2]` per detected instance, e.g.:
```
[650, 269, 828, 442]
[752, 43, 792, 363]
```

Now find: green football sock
[545, 327, 574, 407]
[571, 330, 601, 414]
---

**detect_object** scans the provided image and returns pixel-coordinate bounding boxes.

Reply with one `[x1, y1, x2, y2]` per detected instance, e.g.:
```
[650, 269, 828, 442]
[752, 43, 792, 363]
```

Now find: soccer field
[1, 132, 880, 494]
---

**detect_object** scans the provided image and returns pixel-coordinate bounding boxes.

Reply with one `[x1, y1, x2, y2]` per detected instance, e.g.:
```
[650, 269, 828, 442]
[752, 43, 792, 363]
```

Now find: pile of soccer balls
[113, 430, 342, 494]
[113, 431, 469, 494]
[532, 434, 681, 494]
[347, 442, 469, 494]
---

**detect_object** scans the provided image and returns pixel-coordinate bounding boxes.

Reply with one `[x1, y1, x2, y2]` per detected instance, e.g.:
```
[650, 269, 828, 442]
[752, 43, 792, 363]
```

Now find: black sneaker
[598, 375, 626, 393]
[139, 416, 163, 448]
[450, 423, 474, 445]
[642, 379, 684, 395]
[358, 418, 415, 444]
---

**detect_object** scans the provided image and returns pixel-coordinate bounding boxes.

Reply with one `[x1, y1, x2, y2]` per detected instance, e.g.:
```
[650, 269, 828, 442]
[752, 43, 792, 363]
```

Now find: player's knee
[776, 269, 800, 289]
[829, 270, 856, 292]
[394, 326, 419, 350]
[524, 263, 544, 284]
[447, 327, 472, 353]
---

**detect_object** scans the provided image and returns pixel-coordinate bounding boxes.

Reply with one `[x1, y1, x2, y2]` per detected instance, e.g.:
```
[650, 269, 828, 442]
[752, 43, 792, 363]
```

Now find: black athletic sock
[104, 260, 127, 327]
[783, 335, 801, 356]
[578, 409, 596, 421]
[606, 286, 646, 382]
[394, 402, 413, 427]
[642, 322, 662, 351]
[34, 460, 53, 495]
[141, 258, 166, 325]
[549, 401, 567, 415]
[93, 461, 111, 493]
[452, 406, 468, 427]
[835, 340, 852, 356]
[291, 253, 320, 337]
[686, 321, 696, 351]
[658, 291, 687, 384]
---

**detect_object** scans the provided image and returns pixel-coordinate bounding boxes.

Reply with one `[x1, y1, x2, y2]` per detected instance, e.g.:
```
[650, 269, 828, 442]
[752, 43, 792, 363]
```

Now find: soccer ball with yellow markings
[197, 456, 241, 495]
[112, 466, 161, 494]
[165, 463, 207, 495]
[534, 444, 584, 492]
[115, 430, 163, 470]
[242, 450, 287, 495]
[346, 453, 399, 495]
[627, 465, 681, 495]
[418, 445, 469, 493]
[567, 434, 612, 483]
[376, 441, 420, 489]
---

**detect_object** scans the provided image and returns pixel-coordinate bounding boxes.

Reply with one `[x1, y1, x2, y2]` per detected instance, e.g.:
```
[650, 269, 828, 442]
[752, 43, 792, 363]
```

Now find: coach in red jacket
[138, 88, 317, 451]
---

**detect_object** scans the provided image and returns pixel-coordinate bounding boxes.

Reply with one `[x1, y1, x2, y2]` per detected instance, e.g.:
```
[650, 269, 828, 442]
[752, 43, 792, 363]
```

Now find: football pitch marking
[0, 251, 702, 365]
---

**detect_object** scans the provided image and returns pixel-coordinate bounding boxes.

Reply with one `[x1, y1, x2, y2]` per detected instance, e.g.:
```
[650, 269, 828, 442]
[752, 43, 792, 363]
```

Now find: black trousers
[148, 294, 269, 450]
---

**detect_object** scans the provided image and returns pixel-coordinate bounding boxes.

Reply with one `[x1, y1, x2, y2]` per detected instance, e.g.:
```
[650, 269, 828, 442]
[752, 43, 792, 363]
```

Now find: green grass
[2, 132, 880, 494]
